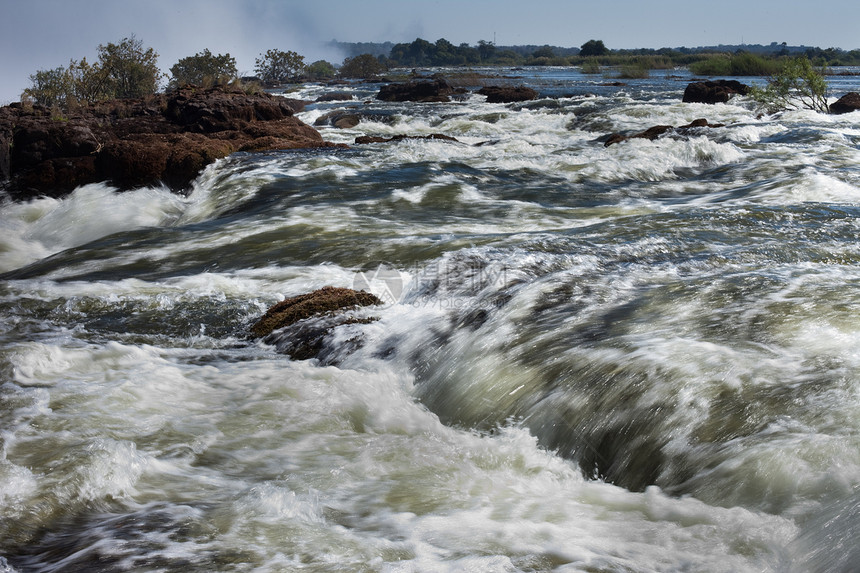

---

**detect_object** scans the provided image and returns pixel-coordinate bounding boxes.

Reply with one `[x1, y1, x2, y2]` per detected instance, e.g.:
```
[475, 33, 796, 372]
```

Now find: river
[2, 67, 860, 572]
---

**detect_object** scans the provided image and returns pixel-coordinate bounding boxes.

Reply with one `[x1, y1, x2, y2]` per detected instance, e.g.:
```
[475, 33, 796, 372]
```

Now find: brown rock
[1, 85, 340, 200]
[682, 80, 750, 104]
[377, 78, 466, 103]
[314, 111, 361, 129]
[604, 119, 724, 147]
[477, 86, 539, 103]
[604, 125, 673, 147]
[829, 92, 860, 115]
[250, 286, 383, 338]
[316, 92, 355, 102]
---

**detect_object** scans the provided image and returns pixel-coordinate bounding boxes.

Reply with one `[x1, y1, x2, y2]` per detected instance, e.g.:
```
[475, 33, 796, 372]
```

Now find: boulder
[682, 80, 750, 104]
[314, 111, 362, 129]
[477, 86, 539, 103]
[315, 92, 355, 103]
[829, 92, 860, 115]
[0, 85, 340, 200]
[250, 286, 383, 338]
[377, 78, 466, 103]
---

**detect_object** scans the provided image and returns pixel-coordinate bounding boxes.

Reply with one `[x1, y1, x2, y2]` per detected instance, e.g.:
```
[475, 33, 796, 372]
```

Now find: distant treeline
[328, 38, 860, 69]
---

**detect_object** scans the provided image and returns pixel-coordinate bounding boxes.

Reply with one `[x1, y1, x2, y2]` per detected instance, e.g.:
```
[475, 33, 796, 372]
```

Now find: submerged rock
[0, 84, 341, 200]
[477, 86, 539, 103]
[604, 118, 725, 147]
[829, 92, 860, 115]
[251, 286, 383, 362]
[682, 80, 750, 104]
[354, 134, 459, 145]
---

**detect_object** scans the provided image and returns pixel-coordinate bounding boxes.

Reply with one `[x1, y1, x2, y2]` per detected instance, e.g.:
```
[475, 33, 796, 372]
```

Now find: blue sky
[1, 0, 858, 103]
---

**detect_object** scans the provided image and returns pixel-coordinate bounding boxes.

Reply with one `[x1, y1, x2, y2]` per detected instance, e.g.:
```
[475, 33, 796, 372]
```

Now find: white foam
[0, 183, 191, 273]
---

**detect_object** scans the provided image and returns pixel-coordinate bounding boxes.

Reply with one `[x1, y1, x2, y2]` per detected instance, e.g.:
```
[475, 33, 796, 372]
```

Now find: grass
[689, 53, 781, 76]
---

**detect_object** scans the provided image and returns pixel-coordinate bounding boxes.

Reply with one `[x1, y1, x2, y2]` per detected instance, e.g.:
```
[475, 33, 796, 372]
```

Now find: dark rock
[829, 92, 860, 115]
[333, 115, 360, 129]
[264, 313, 376, 362]
[604, 125, 673, 146]
[1, 85, 339, 200]
[314, 111, 361, 129]
[250, 286, 383, 338]
[315, 92, 355, 102]
[377, 78, 466, 103]
[477, 86, 539, 103]
[0, 129, 10, 183]
[354, 134, 459, 145]
[682, 80, 750, 104]
[604, 119, 725, 147]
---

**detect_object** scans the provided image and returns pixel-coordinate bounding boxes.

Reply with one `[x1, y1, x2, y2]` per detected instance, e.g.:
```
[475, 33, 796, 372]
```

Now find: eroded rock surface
[1, 84, 341, 200]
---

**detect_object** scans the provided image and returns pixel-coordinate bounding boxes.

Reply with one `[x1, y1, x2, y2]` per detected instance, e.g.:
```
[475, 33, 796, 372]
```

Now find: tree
[389, 38, 435, 67]
[66, 57, 112, 103]
[580, 39, 609, 57]
[433, 38, 460, 65]
[22, 36, 160, 108]
[533, 46, 555, 59]
[339, 54, 386, 79]
[749, 56, 829, 113]
[22, 67, 70, 108]
[169, 49, 237, 88]
[97, 35, 161, 98]
[255, 49, 306, 85]
[477, 39, 496, 62]
[305, 60, 336, 80]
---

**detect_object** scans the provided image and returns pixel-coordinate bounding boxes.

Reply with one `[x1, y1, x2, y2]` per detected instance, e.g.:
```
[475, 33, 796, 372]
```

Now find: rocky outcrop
[477, 86, 539, 103]
[682, 80, 750, 104]
[250, 286, 383, 361]
[829, 92, 860, 115]
[0, 84, 341, 200]
[604, 118, 725, 147]
[354, 134, 459, 145]
[377, 77, 466, 103]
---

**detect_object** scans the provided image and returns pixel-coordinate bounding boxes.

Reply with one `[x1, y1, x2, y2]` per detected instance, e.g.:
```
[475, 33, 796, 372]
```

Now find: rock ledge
[1, 84, 342, 200]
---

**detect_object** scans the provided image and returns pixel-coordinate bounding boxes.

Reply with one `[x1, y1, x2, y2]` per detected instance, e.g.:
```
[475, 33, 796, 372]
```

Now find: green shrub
[23, 66, 71, 108]
[689, 56, 732, 76]
[169, 49, 237, 89]
[97, 36, 162, 98]
[22, 36, 160, 108]
[617, 60, 651, 79]
[749, 56, 829, 113]
[305, 60, 337, 80]
[255, 49, 306, 86]
[339, 54, 386, 79]
[728, 52, 780, 75]
[581, 59, 601, 74]
[689, 52, 780, 76]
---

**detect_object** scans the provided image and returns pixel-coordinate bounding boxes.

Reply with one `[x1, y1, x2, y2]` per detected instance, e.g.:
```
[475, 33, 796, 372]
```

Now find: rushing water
[2, 67, 860, 572]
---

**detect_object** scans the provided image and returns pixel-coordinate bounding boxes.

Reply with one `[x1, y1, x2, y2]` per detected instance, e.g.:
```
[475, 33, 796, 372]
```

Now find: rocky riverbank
[0, 84, 343, 201]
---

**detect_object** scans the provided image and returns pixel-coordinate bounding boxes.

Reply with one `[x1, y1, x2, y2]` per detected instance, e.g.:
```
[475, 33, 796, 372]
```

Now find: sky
[2, 0, 859, 104]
